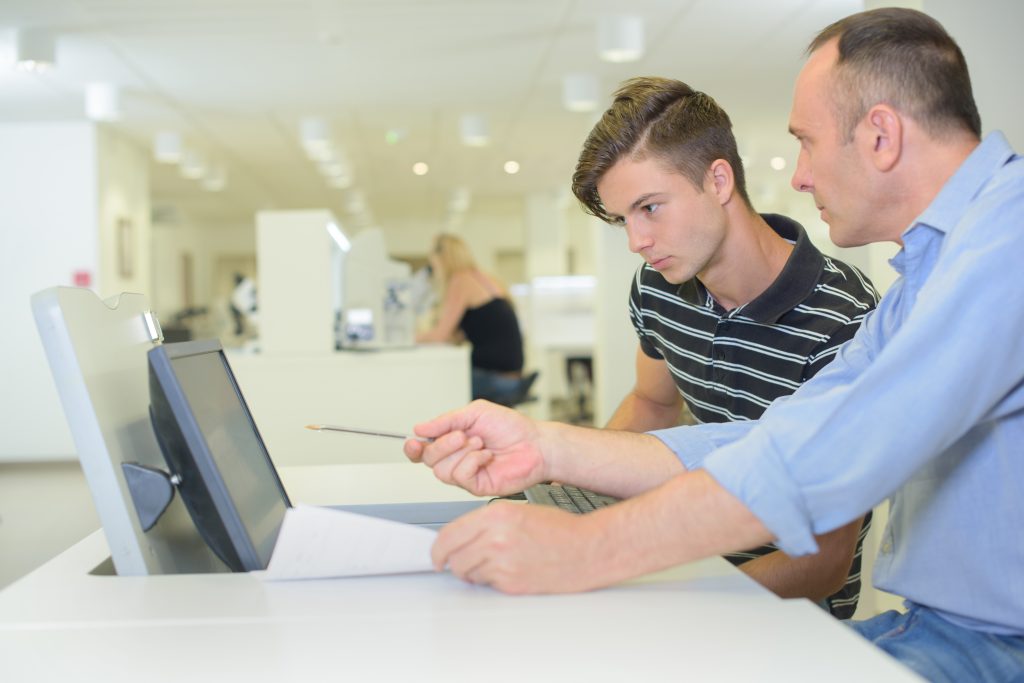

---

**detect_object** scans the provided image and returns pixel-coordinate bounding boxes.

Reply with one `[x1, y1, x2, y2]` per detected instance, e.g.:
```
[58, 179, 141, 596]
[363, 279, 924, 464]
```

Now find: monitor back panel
[32, 287, 223, 575]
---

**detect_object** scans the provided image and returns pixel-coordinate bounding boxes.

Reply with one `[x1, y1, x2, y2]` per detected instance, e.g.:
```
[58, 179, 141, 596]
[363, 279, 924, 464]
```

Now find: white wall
[97, 126, 152, 299]
[926, 0, 1023, 149]
[0, 123, 152, 462]
[150, 218, 256, 334]
[0, 124, 149, 585]
[385, 196, 526, 276]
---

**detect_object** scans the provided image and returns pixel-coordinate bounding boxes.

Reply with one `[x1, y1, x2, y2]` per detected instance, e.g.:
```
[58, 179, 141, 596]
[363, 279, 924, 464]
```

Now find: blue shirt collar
[911, 131, 1015, 236]
[891, 131, 1015, 276]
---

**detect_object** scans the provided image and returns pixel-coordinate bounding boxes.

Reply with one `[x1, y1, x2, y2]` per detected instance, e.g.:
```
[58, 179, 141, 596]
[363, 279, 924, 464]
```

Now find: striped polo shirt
[628, 213, 879, 619]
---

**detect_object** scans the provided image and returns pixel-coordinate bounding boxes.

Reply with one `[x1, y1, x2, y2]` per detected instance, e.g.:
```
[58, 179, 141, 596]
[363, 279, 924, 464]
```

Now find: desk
[0, 464, 918, 682]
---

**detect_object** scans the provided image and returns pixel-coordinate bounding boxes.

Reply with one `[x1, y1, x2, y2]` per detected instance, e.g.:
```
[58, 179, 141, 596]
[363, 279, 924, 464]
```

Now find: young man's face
[788, 40, 875, 248]
[596, 155, 728, 285]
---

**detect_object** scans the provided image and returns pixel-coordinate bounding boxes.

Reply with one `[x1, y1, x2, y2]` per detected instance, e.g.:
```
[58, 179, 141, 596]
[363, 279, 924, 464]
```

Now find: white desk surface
[0, 464, 919, 682]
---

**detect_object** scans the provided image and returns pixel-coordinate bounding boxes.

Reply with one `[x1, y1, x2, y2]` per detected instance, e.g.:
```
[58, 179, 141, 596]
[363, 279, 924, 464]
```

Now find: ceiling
[0, 0, 861, 229]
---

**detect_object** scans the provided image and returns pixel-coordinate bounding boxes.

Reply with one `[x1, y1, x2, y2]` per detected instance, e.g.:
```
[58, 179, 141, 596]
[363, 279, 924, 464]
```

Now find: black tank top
[459, 298, 524, 373]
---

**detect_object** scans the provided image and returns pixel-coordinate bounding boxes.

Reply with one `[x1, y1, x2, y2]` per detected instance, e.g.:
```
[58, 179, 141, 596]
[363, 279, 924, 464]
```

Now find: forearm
[575, 469, 773, 590]
[734, 518, 862, 601]
[537, 421, 683, 497]
[605, 392, 683, 432]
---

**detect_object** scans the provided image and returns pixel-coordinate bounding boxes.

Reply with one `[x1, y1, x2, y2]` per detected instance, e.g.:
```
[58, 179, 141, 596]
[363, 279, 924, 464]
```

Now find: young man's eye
[642, 203, 659, 215]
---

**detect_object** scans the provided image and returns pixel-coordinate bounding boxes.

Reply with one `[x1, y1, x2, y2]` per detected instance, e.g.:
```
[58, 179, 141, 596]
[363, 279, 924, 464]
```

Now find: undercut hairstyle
[572, 77, 750, 224]
[809, 7, 981, 142]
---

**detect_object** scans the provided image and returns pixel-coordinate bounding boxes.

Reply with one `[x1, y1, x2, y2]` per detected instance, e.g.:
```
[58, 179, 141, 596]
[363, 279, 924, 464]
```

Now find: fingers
[403, 438, 424, 462]
[413, 401, 486, 440]
[431, 512, 487, 572]
[450, 449, 494, 490]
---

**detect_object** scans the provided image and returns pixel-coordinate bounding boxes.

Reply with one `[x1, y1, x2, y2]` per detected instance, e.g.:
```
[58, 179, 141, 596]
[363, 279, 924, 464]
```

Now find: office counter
[0, 464, 919, 682]
[228, 345, 471, 466]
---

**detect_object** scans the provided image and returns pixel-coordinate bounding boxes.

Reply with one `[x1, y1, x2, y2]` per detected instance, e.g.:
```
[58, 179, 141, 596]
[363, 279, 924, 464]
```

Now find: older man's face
[788, 40, 877, 248]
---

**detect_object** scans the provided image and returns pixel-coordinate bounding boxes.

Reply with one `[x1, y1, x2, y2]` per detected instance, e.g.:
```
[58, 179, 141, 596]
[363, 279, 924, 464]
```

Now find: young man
[570, 78, 878, 618]
[406, 8, 1024, 681]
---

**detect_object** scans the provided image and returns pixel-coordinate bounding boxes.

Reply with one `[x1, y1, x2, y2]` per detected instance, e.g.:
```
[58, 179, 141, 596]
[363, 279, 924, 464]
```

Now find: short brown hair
[810, 7, 981, 142]
[572, 77, 750, 224]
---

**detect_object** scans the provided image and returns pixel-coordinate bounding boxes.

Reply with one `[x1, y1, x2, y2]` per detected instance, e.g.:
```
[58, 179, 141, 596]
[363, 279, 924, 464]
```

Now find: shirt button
[881, 540, 893, 554]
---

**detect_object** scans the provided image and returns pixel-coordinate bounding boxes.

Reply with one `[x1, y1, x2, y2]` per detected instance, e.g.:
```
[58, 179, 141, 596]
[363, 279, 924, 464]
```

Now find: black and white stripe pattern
[629, 214, 879, 619]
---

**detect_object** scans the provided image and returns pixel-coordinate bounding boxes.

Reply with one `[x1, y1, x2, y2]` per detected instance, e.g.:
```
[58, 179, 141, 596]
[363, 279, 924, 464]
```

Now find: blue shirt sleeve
[699, 185, 1024, 556]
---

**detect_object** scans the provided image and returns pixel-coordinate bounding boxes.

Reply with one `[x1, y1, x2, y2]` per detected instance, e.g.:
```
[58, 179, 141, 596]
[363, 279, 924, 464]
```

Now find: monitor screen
[147, 340, 290, 571]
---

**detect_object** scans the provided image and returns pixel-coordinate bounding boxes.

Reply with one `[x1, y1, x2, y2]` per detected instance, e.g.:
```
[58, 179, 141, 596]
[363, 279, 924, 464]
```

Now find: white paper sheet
[257, 504, 437, 580]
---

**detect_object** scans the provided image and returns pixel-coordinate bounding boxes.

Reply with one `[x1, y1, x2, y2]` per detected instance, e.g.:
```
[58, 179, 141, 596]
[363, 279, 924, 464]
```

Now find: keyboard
[524, 483, 619, 514]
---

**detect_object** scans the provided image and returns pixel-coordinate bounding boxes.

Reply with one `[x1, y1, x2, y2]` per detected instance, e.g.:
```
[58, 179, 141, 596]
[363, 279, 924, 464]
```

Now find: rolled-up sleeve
[703, 191, 1024, 556]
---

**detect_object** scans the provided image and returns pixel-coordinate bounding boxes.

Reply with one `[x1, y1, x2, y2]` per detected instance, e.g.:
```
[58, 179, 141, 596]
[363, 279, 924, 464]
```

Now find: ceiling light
[598, 15, 644, 63]
[770, 156, 787, 171]
[503, 160, 520, 175]
[180, 150, 206, 180]
[449, 187, 471, 213]
[562, 73, 599, 113]
[459, 114, 489, 147]
[319, 160, 345, 176]
[327, 171, 354, 189]
[14, 28, 56, 72]
[153, 131, 182, 163]
[412, 162, 429, 176]
[84, 83, 120, 121]
[299, 117, 334, 160]
[345, 191, 366, 214]
[202, 166, 227, 192]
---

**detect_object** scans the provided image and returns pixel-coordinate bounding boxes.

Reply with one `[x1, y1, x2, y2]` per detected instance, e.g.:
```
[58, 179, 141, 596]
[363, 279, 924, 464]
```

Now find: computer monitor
[147, 339, 290, 572]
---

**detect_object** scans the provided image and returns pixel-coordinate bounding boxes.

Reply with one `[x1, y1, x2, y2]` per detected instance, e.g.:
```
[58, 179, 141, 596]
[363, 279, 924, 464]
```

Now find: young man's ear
[862, 104, 903, 172]
[708, 159, 736, 205]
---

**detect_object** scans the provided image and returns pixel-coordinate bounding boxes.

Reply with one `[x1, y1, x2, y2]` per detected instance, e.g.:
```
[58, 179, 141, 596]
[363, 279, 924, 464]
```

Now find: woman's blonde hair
[433, 233, 477, 281]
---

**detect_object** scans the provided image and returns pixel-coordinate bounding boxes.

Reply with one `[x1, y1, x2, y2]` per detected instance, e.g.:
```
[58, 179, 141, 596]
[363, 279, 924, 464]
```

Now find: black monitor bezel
[147, 339, 291, 572]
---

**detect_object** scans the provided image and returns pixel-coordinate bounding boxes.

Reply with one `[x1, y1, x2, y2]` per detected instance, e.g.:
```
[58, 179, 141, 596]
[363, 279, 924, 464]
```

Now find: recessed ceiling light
[459, 114, 489, 147]
[180, 150, 206, 180]
[563, 73, 599, 113]
[504, 160, 520, 175]
[85, 83, 120, 121]
[153, 131, 182, 164]
[412, 162, 429, 176]
[770, 156, 787, 171]
[598, 16, 644, 63]
[14, 28, 56, 72]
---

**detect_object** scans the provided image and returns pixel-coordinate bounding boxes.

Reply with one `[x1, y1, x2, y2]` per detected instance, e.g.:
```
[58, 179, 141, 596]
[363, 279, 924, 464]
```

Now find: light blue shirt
[652, 132, 1024, 635]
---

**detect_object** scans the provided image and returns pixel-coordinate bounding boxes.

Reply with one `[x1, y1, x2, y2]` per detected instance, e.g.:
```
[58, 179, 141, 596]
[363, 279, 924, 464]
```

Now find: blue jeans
[847, 602, 1024, 682]
[471, 368, 524, 405]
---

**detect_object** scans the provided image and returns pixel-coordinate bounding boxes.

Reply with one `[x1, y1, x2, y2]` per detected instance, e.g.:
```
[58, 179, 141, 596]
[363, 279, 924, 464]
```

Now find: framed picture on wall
[117, 217, 134, 278]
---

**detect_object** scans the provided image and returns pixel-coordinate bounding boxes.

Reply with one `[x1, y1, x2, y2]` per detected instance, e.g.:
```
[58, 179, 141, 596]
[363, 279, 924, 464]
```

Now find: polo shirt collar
[677, 213, 824, 324]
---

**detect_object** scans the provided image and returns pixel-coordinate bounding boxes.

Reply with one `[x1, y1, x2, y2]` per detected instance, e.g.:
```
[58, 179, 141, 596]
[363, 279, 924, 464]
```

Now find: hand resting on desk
[430, 499, 604, 594]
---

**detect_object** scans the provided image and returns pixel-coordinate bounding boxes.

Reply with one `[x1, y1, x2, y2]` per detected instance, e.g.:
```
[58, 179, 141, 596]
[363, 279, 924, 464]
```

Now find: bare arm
[606, 347, 685, 432]
[735, 517, 863, 601]
[416, 274, 469, 343]
[405, 401, 684, 499]
[431, 467, 774, 594]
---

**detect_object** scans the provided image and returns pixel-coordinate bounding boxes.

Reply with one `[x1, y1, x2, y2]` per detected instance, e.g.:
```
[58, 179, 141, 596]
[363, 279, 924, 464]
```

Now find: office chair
[491, 370, 539, 408]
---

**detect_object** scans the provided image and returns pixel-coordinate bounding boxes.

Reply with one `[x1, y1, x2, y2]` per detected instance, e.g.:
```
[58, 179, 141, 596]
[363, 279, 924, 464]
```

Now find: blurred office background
[1, 0, 1020, 610]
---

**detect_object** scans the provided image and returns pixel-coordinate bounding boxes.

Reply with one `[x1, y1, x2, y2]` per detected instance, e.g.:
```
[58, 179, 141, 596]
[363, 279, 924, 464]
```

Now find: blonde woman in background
[417, 234, 525, 404]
